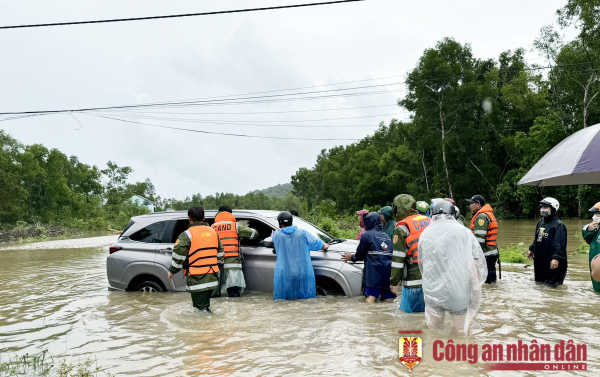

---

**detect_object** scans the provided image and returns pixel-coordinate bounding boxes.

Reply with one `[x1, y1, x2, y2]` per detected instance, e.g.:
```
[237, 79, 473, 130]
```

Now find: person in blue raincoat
[342, 212, 395, 303]
[272, 212, 330, 300]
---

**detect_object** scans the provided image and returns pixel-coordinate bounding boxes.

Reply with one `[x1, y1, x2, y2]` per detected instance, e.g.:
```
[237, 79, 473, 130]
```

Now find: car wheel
[134, 281, 164, 292]
[316, 285, 331, 296]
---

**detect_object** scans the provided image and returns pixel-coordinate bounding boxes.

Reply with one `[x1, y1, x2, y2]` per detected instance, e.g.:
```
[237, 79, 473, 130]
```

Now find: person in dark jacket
[378, 206, 396, 238]
[527, 197, 568, 286]
[342, 212, 395, 303]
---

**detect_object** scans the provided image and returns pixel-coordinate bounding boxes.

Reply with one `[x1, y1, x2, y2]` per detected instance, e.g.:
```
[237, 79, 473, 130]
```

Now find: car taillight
[109, 246, 122, 254]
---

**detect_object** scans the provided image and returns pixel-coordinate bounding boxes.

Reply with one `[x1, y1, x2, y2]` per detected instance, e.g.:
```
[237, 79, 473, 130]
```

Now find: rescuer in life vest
[418, 199, 487, 334]
[527, 198, 568, 287]
[467, 195, 499, 284]
[168, 206, 224, 314]
[389, 194, 431, 313]
[212, 205, 259, 298]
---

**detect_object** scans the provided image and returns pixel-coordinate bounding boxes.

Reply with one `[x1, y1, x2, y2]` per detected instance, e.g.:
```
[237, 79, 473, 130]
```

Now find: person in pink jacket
[355, 209, 370, 240]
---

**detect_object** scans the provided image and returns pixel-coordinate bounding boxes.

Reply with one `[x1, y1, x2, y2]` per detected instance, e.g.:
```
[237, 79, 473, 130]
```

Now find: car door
[154, 218, 189, 292]
[237, 217, 278, 293]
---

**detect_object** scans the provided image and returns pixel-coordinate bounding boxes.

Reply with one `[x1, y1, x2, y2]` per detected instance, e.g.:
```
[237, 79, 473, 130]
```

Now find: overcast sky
[0, 0, 575, 200]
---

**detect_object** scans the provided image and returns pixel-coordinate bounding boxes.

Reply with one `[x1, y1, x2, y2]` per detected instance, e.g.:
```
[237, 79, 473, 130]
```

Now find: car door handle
[160, 248, 173, 254]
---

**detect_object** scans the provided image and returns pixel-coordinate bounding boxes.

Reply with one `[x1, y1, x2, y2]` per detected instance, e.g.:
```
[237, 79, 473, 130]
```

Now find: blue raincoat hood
[280, 225, 297, 234]
[363, 212, 383, 231]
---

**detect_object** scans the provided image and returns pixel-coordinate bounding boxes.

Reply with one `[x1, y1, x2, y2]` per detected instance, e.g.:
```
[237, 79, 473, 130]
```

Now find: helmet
[416, 201, 430, 214]
[454, 206, 460, 219]
[430, 199, 456, 216]
[539, 197, 559, 211]
[444, 198, 456, 206]
[277, 211, 294, 226]
[589, 202, 600, 214]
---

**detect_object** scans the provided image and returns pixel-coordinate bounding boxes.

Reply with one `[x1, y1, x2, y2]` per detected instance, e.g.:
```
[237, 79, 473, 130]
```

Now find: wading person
[583, 202, 600, 291]
[378, 206, 396, 238]
[272, 212, 329, 300]
[355, 209, 369, 240]
[389, 194, 431, 313]
[342, 212, 395, 303]
[419, 200, 487, 334]
[527, 198, 568, 287]
[467, 195, 499, 283]
[168, 206, 224, 314]
[211, 205, 258, 297]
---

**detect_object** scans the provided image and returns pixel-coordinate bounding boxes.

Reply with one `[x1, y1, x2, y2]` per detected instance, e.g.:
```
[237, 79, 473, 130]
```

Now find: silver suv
[106, 210, 364, 297]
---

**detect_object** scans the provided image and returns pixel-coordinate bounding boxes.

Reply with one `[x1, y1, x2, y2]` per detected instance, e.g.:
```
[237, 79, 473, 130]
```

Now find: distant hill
[253, 183, 293, 198]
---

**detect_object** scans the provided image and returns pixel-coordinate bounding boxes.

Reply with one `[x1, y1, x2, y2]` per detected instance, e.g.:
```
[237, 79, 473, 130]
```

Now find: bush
[499, 244, 531, 264]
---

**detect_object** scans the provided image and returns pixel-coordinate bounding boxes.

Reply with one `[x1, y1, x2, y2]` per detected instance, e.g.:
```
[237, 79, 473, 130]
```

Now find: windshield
[268, 216, 335, 243]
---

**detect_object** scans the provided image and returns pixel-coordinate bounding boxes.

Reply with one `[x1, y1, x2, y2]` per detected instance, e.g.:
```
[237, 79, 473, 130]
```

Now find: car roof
[131, 209, 281, 221]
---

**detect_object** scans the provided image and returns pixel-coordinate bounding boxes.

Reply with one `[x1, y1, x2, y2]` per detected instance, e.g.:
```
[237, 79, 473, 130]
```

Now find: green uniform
[582, 224, 600, 292]
[456, 215, 467, 227]
[214, 213, 259, 296]
[169, 222, 224, 293]
[390, 195, 422, 289]
[472, 210, 499, 283]
[472, 214, 498, 257]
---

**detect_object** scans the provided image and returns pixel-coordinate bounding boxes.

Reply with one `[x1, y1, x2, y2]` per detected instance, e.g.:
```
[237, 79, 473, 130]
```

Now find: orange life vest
[397, 214, 431, 264]
[184, 226, 220, 276]
[470, 204, 498, 247]
[211, 212, 240, 258]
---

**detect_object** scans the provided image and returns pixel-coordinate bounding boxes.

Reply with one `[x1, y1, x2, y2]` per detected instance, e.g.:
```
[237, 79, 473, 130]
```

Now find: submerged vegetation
[0, 350, 115, 377]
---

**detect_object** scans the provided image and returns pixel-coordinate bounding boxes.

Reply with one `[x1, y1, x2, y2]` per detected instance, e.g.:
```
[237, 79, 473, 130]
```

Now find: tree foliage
[292, 2, 600, 219]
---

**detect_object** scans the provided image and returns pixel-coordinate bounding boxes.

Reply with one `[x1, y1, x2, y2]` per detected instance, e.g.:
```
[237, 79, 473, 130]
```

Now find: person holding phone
[582, 202, 600, 292]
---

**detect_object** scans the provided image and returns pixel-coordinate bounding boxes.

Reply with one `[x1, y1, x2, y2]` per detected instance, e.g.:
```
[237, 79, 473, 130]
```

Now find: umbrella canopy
[519, 123, 600, 187]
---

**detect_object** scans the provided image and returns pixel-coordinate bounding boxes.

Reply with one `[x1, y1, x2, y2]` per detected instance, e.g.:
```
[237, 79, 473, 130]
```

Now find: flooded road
[1, 219, 598, 376]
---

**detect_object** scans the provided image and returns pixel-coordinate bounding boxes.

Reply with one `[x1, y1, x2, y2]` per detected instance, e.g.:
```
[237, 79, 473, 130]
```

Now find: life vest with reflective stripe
[397, 214, 431, 264]
[470, 204, 498, 247]
[184, 226, 220, 276]
[211, 212, 239, 258]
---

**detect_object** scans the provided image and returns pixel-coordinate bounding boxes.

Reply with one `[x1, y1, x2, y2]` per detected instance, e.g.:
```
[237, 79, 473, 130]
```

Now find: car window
[267, 216, 335, 243]
[129, 220, 170, 243]
[171, 219, 190, 243]
[237, 218, 276, 246]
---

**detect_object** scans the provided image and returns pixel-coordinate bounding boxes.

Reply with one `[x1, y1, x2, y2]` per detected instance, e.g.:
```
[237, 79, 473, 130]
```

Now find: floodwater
[0, 219, 598, 376]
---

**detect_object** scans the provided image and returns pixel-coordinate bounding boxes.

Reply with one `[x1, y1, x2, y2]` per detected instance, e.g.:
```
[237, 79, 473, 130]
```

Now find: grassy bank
[0, 222, 82, 243]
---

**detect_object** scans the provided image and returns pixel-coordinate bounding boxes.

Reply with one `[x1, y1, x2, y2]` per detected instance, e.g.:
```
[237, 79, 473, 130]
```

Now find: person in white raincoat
[418, 199, 487, 334]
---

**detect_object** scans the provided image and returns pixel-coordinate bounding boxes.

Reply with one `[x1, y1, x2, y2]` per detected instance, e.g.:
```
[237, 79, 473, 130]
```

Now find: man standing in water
[467, 195, 499, 283]
[389, 194, 431, 313]
[583, 202, 600, 291]
[342, 212, 394, 303]
[419, 200, 487, 334]
[527, 198, 568, 286]
[168, 207, 224, 314]
[272, 211, 329, 300]
[211, 205, 258, 297]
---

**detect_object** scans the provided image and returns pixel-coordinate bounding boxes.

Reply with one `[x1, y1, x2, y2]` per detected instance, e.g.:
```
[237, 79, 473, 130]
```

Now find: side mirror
[264, 237, 274, 248]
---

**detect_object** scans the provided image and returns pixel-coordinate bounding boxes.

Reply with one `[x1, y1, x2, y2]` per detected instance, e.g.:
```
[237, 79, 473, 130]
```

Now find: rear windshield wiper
[327, 238, 345, 245]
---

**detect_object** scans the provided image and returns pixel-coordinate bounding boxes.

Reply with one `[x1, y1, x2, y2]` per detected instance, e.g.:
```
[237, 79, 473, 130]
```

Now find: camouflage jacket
[472, 213, 499, 257]
[169, 222, 224, 293]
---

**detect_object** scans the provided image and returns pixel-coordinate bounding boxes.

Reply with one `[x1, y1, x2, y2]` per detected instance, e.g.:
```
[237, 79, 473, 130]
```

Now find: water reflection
[0, 220, 598, 376]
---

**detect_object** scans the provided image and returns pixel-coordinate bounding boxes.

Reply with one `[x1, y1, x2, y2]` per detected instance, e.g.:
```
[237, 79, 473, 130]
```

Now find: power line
[0, 0, 364, 30]
[2, 61, 599, 116]
[87, 110, 404, 125]
[86, 113, 361, 141]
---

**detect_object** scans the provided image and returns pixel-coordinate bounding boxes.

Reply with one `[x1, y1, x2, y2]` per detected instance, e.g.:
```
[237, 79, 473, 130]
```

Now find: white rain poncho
[418, 215, 487, 333]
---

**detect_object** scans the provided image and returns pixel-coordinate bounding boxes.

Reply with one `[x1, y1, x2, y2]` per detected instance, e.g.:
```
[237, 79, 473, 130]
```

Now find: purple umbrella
[519, 123, 600, 186]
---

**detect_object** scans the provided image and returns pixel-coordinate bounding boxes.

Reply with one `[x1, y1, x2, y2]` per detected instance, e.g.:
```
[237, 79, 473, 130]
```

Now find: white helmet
[540, 197, 559, 211]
